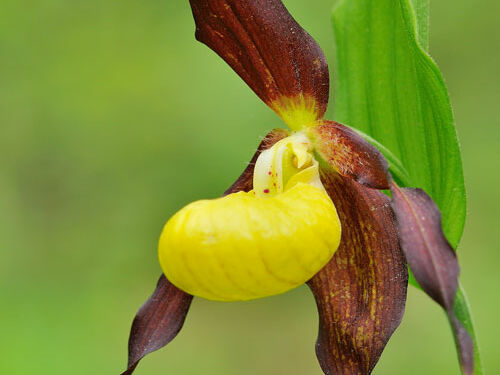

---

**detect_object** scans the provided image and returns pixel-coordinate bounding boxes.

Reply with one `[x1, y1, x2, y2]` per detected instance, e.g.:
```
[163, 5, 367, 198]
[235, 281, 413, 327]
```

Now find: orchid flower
[122, 1, 474, 374]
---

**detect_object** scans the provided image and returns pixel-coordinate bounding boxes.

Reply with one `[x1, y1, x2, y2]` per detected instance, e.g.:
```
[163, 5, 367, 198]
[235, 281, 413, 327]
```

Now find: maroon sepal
[189, 0, 329, 124]
[308, 172, 408, 374]
[391, 183, 474, 375]
[123, 275, 193, 375]
[309, 120, 390, 189]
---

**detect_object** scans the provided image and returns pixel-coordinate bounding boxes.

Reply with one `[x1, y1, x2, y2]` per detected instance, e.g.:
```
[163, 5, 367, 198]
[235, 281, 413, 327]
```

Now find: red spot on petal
[268, 171, 272, 176]
[263, 189, 270, 194]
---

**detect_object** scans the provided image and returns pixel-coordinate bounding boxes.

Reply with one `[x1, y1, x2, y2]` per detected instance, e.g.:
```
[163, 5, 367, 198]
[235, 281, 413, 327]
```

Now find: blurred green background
[0, 0, 498, 374]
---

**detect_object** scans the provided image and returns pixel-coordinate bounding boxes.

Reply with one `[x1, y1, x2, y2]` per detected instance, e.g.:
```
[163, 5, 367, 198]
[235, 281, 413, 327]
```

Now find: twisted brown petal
[391, 183, 474, 375]
[123, 275, 193, 375]
[308, 120, 390, 189]
[124, 129, 287, 374]
[308, 172, 408, 374]
[189, 0, 329, 129]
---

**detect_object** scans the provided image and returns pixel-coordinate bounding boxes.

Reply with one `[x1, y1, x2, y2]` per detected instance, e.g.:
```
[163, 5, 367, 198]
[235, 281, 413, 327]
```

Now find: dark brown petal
[124, 129, 287, 374]
[308, 120, 390, 189]
[307, 171, 408, 375]
[123, 275, 193, 375]
[390, 183, 474, 375]
[189, 0, 329, 129]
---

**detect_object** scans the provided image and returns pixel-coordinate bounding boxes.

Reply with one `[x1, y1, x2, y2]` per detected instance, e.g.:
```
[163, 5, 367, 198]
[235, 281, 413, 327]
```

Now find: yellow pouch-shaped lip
[159, 183, 341, 301]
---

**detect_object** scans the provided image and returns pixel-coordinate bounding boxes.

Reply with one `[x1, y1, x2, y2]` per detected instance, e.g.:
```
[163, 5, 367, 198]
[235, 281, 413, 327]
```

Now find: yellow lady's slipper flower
[159, 133, 341, 301]
[123, 2, 407, 374]
[124, 1, 472, 374]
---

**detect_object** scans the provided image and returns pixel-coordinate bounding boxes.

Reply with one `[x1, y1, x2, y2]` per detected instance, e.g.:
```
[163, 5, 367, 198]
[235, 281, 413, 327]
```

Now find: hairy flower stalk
[159, 132, 341, 301]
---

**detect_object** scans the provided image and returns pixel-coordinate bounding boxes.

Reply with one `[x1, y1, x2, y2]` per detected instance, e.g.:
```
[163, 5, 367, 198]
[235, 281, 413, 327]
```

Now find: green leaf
[332, 0, 465, 249]
[410, 0, 429, 50]
[331, 0, 482, 373]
